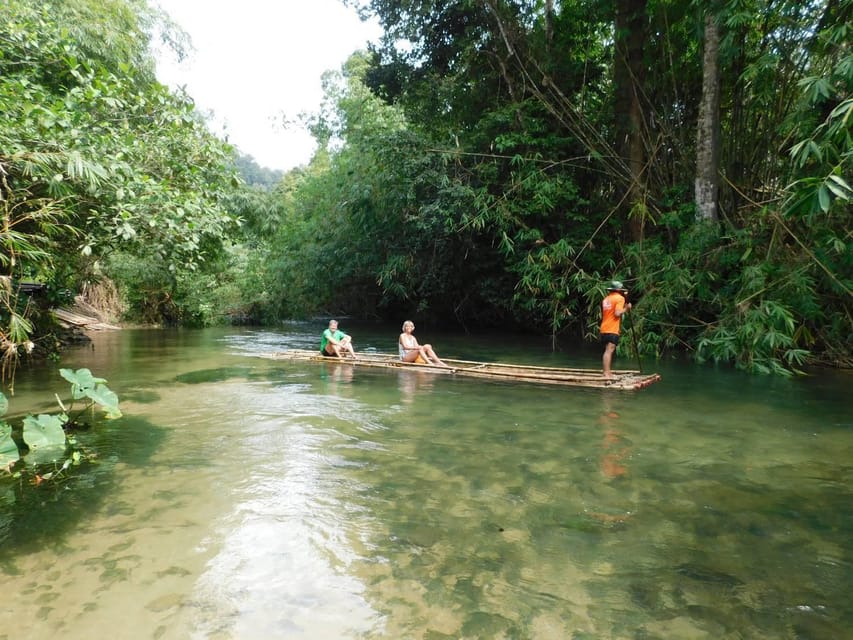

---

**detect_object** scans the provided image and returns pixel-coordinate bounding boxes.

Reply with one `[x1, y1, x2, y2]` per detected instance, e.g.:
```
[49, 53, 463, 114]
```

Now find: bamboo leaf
[825, 180, 849, 199]
[9, 313, 33, 343]
[817, 185, 831, 212]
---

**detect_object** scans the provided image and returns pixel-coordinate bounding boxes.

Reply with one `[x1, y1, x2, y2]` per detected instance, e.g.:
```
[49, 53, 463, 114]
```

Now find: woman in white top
[398, 320, 448, 367]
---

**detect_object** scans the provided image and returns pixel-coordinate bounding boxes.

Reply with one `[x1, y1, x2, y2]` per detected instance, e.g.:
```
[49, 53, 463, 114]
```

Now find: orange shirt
[600, 291, 626, 335]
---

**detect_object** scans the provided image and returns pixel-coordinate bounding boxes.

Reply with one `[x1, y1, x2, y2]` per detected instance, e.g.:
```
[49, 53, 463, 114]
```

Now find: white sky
[154, 0, 382, 171]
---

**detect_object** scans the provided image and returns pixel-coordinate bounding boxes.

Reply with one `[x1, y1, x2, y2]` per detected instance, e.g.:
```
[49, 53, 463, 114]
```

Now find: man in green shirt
[320, 319, 355, 357]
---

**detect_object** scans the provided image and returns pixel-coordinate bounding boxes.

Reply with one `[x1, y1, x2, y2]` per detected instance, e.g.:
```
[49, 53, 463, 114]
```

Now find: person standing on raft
[399, 320, 448, 367]
[600, 281, 632, 380]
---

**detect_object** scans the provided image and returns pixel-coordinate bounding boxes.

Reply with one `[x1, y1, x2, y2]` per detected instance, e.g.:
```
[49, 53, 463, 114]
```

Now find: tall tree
[312, 0, 851, 370]
[613, 0, 649, 241]
[695, 9, 721, 221]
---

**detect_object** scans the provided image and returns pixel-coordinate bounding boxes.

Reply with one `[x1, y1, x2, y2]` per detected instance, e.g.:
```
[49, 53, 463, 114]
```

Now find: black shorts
[321, 349, 340, 357]
[601, 333, 620, 345]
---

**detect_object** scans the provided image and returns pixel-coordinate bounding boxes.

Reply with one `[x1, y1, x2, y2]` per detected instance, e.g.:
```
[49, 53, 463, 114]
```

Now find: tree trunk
[613, 0, 648, 241]
[545, 0, 554, 48]
[695, 12, 721, 222]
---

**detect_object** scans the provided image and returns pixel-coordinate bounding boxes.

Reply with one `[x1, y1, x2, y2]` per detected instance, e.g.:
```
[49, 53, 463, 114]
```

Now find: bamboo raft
[260, 349, 661, 391]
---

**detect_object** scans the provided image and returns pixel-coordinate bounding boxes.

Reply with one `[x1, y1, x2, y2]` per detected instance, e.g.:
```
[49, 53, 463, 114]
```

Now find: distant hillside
[234, 153, 283, 188]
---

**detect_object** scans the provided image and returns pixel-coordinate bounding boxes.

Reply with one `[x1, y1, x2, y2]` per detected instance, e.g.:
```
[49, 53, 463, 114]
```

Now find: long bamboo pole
[272, 350, 642, 375]
[262, 350, 660, 389]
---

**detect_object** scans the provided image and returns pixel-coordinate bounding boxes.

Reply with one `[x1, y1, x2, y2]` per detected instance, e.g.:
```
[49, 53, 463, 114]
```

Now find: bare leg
[339, 337, 355, 357]
[403, 347, 432, 364]
[603, 343, 616, 379]
[401, 349, 421, 363]
[325, 344, 342, 357]
[423, 344, 448, 367]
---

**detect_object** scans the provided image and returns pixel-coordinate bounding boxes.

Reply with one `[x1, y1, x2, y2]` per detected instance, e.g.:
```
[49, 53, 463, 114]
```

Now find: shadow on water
[0, 358, 292, 566]
[174, 366, 264, 385]
[0, 416, 168, 565]
[120, 389, 161, 404]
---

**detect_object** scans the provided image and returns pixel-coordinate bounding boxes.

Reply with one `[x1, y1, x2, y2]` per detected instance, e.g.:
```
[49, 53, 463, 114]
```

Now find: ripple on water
[3, 327, 851, 639]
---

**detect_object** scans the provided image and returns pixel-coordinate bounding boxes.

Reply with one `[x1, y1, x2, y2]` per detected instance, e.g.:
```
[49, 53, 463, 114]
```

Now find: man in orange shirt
[600, 280, 631, 379]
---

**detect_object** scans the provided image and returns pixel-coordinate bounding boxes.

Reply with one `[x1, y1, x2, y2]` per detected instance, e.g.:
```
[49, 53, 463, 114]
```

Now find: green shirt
[320, 328, 347, 353]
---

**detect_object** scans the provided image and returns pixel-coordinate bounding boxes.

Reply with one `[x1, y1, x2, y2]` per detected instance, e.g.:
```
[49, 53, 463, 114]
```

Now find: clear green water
[0, 324, 850, 639]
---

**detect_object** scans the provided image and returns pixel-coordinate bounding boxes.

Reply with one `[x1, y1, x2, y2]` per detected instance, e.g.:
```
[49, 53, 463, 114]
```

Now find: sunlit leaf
[0, 425, 20, 468]
[85, 384, 122, 419]
[60, 368, 106, 399]
[9, 313, 33, 343]
[22, 414, 66, 464]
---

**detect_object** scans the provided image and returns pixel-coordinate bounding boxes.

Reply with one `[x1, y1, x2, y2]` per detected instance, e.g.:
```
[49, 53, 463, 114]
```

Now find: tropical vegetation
[1, 0, 850, 380]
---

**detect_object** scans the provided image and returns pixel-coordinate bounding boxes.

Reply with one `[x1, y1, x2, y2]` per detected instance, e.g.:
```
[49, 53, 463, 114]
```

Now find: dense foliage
[1, 0, 850, 377]
[253, 0, 849, 373]
[0, 0, 241, 377]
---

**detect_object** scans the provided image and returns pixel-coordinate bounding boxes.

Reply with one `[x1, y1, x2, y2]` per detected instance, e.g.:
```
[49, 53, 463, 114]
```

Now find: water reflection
[0, 327, 849, 639]
[597, 400, 631, 481]
[585, 399, 635, 531]
[188, 436, 378, 637]
[396, 370, 435, 405]
[318, 361, 355, 391]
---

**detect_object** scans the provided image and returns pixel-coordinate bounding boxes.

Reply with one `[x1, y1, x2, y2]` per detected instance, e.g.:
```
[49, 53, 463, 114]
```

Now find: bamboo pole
[261, 350, 660, 390]
[271, 349, 642, 375]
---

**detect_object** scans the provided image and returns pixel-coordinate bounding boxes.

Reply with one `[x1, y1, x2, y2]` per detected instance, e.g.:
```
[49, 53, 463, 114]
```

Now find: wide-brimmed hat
[606, 280, 627, 292]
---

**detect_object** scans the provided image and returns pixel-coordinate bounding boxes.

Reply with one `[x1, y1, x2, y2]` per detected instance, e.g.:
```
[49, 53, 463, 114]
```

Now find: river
[0, 324, 849, 639]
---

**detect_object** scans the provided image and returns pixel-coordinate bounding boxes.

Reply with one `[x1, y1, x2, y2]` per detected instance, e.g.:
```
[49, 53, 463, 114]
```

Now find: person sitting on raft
[321, 319, 355, 357]
[398, 320, 448, 367]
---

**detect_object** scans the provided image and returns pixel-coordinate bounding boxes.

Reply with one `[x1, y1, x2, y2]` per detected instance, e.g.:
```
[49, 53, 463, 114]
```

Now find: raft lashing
[260, 349, 661, 391]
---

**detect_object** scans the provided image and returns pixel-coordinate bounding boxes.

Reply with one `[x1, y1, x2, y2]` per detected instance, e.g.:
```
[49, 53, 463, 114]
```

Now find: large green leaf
[0, 424, 19, 469]
[0, 393, 7, 418]
[87, 384, 122, 419]
[22, 414, 67, 464]
[58, 369, 121, 418]
[60, 367, 107, 399]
